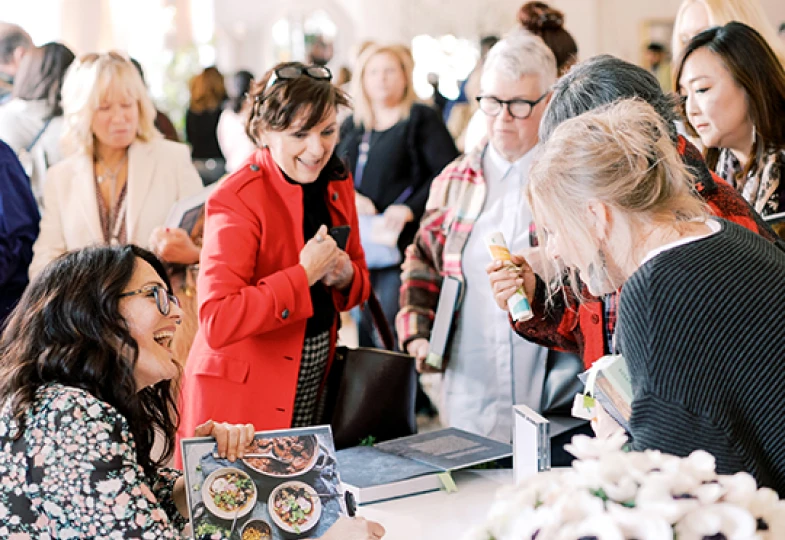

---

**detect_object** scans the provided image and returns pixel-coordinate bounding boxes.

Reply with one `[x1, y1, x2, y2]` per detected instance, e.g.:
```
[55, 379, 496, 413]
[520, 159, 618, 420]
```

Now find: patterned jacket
[397, 145, 487, 348]
[513, 136, 783, 368]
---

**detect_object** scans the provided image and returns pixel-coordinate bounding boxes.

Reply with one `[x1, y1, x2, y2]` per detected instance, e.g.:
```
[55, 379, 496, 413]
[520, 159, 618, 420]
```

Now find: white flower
[740, 487, 785, 539]
[606, 502, 673, 540]
[719, 472, 759, 507]
[674, 502, 757, 540]
[554, 513, 626, 540]
[564, 432, 628, 461]
[473, 434, 784, 540]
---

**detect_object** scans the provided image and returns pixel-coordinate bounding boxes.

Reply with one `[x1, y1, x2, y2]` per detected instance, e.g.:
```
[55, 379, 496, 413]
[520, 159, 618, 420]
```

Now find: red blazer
[176, 148, 370, 459]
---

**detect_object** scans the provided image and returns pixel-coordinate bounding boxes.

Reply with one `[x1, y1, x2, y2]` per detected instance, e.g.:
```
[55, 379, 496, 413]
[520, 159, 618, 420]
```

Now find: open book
[577, 354, 633, 432]
[336, 427, 511, 505]
[164, 182, 219, 234]
[181, 425, 348, 539]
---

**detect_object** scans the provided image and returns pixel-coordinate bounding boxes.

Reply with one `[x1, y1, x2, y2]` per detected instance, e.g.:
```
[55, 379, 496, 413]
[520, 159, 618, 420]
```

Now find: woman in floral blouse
[0, 245, 384, 539]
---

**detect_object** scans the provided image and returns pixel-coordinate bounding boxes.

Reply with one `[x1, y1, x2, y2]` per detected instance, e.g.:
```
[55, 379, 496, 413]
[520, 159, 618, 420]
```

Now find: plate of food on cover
[242, 435, 319, 478]
[201, 467, 257, 520]
[268, 480, 322, 536]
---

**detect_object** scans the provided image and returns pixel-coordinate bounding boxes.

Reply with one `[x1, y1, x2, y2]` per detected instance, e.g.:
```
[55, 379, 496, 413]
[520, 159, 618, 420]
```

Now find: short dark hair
[130, 57, 146, 85]
[480, 35, 500, 56]
[540, 54, 679, 143]
[12, 42, 75, 117]
[0, 245, 179, 479]
[246, 61, 349, 145]
[675, 22, 785, 176]
[0, 23, 32, 65]
[226, 69, 254, 114]
[647, 42, 666, 53]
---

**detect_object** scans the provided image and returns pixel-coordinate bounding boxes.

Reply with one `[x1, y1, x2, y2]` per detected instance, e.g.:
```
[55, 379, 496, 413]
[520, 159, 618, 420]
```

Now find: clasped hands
[149, 226, 201, 265]
[299, 225, 354, 290]
[355, 193, 413, 233]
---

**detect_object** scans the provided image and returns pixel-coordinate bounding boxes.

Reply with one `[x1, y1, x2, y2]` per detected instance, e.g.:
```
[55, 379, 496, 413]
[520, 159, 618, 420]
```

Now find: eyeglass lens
[479, 97, 533, 119]
[152, 286, 179, 316]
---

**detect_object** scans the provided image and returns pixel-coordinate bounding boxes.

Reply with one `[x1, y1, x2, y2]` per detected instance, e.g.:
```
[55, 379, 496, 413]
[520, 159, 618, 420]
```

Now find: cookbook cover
[181, 425, 347, 539]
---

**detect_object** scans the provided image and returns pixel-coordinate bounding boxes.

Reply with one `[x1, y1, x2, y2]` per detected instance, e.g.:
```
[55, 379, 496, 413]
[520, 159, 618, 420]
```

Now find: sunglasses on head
[262, 64, 332, 93]
[120, 284, 180, 316]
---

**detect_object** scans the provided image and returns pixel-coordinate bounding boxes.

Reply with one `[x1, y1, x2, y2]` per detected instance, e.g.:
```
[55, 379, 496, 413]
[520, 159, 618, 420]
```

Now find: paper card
[571, 393, 597, 421]
[369, 215, 401, 247]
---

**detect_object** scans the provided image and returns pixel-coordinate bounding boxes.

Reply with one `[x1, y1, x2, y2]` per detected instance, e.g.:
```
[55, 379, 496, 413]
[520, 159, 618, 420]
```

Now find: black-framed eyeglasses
[119, 285, 180, 316]
[476, 92, 549, 119]
[264, 64, 332, 92]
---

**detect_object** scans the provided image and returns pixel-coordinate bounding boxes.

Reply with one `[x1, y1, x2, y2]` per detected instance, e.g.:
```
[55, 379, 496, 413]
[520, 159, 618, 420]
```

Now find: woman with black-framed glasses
[0, 245, 256, 535]
[0, 244, 384, 539]
[177, 62, 373, 462]
[397, 32, 592, 453]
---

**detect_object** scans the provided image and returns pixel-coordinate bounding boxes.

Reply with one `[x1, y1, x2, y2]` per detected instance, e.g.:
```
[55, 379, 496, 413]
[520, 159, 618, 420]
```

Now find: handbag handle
[367, 289, 396, 351]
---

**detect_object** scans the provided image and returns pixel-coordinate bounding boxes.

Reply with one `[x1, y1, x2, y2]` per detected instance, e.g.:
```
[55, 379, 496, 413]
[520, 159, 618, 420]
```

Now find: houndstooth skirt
[291, 330, 331, 428]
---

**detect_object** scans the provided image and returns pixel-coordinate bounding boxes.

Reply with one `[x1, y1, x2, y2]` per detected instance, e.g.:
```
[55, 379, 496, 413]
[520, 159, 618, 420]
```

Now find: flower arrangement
[467, 433, 785, 540]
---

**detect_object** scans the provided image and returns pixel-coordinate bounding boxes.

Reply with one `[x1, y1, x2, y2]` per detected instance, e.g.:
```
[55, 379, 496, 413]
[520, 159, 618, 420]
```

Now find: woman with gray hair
[398, 32, 587, 450]
[527, 98, 785, 495]
[488, 54, 779, 373]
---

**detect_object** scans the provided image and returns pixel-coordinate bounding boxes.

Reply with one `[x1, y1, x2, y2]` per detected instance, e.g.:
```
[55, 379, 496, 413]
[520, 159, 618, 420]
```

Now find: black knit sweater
[618, 219, 785, 495]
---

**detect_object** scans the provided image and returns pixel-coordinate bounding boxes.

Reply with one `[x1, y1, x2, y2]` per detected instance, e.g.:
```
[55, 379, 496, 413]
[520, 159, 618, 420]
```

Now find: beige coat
[30, 138, 202, 277]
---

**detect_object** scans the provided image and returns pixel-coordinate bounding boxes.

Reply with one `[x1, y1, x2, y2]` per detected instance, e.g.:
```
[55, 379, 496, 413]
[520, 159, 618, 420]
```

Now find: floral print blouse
[0, 384, 188, 538]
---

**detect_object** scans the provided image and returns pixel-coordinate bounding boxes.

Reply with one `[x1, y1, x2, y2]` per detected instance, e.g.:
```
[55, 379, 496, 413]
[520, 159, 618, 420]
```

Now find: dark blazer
[0, 139, 39, 325]
[337, 103, 459, 252]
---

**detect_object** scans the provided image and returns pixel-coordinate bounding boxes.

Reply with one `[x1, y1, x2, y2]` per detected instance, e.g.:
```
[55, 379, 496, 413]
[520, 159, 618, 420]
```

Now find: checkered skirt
[291, 330, 331, 427]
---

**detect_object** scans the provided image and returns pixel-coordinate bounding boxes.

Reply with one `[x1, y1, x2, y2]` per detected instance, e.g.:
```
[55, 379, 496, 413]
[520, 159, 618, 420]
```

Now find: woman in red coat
[177, 63, 371, 459]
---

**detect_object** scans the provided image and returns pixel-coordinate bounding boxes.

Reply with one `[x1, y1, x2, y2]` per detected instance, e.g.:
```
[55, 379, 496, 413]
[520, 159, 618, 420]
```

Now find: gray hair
[539, 55, 679, 143]
[481, 30, 557, 94]
[0, 22, 32, 65]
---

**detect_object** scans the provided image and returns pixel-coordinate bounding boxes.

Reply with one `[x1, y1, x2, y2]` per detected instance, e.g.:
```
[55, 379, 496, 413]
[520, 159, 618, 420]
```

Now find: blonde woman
[672, 0, 785, 63]
[30, 51, 202, 360]
[528, 98, 785, 496]
[336, 43, 458, 349]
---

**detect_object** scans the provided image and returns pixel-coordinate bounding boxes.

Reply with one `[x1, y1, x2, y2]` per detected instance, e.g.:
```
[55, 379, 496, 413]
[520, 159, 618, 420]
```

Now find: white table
[357, 470, 512, 540]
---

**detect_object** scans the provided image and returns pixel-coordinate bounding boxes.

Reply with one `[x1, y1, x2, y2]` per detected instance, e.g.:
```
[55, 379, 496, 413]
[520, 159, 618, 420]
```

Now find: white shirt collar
[484, 143, 536, 181]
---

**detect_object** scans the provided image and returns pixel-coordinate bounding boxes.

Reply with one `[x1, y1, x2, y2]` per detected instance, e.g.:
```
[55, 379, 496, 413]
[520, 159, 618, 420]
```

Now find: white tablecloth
[357, 469, 512, 540]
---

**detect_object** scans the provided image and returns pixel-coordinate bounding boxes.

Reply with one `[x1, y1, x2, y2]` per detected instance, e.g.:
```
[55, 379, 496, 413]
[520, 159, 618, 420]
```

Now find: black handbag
[323, 292, 417, 449]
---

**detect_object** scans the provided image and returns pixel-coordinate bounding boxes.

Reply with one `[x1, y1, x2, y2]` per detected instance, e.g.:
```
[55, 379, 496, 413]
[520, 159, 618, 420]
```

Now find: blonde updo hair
[528, 98, 709, 288]
[60, 51, 159, 157]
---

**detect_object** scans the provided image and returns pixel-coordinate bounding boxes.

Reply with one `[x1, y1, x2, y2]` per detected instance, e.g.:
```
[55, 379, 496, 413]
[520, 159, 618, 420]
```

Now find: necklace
[95, 153, 128, 242]
[96, 154, 128, 185]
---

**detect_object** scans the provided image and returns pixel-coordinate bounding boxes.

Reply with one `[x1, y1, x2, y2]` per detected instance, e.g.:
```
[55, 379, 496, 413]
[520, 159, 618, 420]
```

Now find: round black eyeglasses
[476, 92, 549, 119]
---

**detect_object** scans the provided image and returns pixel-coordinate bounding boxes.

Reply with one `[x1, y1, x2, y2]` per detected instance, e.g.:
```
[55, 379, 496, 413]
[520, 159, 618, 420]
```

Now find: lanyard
[354, 131, 371, 190]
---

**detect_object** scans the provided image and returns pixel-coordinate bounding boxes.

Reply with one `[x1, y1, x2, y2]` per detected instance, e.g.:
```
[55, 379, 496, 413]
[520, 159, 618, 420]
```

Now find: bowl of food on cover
[268, 480, 322, 536]
[242, 435, 319, 478]
[240, 518, 272, 540]
[201, 467, 257, 520]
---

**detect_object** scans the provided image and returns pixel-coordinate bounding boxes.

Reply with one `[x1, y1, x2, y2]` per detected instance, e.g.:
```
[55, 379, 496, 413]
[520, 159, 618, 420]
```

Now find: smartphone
[328, 225, 351, 251]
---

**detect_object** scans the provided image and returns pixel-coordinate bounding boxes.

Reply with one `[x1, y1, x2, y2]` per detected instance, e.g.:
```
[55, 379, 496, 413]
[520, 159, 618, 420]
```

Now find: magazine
[181, 425, 347, 539]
